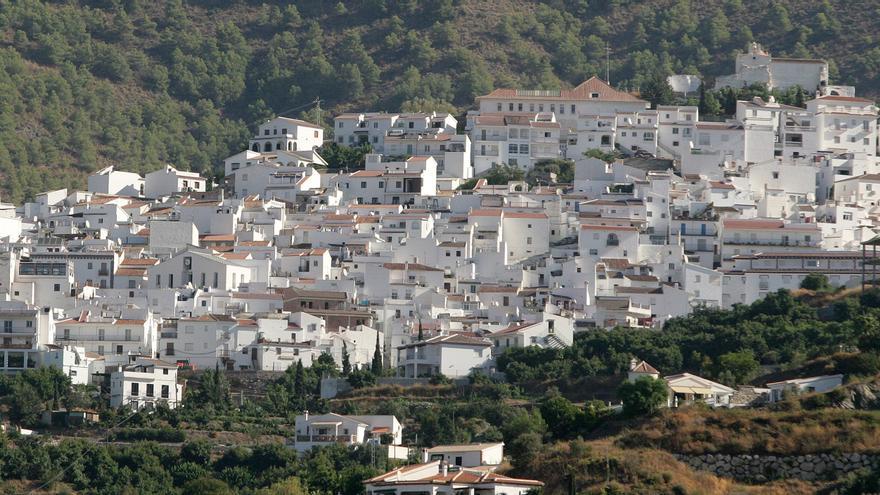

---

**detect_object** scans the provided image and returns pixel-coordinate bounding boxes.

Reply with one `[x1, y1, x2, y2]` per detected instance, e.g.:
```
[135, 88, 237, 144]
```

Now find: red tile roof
[480, 77, 644, 103]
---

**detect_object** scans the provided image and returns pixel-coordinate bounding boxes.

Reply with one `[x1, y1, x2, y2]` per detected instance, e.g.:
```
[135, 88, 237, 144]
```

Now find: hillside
[0, 0, 877, 201]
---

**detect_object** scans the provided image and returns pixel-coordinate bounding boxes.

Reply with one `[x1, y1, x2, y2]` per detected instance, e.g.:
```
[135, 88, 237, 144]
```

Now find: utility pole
[314, 97, 322, 125]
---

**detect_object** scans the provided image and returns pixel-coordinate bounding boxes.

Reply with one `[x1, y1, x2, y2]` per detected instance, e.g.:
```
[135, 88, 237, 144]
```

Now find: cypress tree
[371, 332, 383, 375]
[342, 342, 352, 376]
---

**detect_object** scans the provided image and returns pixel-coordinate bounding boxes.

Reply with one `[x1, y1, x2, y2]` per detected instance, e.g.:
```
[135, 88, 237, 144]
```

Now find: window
[131, 383, 139, 396]
[772, 172, 779, 179]
[54, 284, 60, 292]
[161, 385, 169, 399]
[527, 237, 532, 245]
[146, 384, 154, 397]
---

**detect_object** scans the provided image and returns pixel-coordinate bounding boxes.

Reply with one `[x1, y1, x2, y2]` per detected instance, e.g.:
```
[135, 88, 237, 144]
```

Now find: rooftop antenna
[605, 42, 611, 84]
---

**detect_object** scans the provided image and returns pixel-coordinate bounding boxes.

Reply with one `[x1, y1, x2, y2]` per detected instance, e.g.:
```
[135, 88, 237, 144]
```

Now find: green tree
[618, 377, 668, 416]
[181, 477, 234, 495]
[801, 273, 832, 292]
[181, 440, 213, 466]
[640, 73, 676, 108]
[583, 148, 619, 163]
[371, 332, 383, 375]
[348, 368, 377, 389]
[484, 163, 525, 185]
[342, 342, 352, 376]
[699, 85, 722, 116]
[716, 350, 759, 385]
[540, 395, 583, 439]
[256, 477, 309, 495]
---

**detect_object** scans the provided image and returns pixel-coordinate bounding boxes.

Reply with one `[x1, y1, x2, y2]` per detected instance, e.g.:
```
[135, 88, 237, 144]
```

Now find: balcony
[295, 434, 356, 443]
[606, 239, 620, 246]
[98, 269, 110, 276]
[725, 239, 817, 247]
[784, 124, 815, 131]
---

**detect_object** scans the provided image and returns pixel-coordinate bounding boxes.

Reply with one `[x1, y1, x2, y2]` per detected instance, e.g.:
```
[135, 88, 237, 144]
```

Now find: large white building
[715, 43, 831, 93]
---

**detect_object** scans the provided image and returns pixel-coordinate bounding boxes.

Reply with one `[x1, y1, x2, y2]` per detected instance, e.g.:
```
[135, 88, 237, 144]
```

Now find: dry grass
[617, 407, 880, 456]
[513, 438, 819, 494]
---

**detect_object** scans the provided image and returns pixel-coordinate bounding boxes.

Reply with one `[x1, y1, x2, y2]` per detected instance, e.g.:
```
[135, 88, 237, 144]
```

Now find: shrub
[109, 427, 186, 442]
[801, 273, 832, 291]
[618, 377, 668, 417]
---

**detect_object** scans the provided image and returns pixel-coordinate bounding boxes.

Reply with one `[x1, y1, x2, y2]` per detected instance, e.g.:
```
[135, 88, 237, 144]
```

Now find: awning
[669, 385, 713, 395]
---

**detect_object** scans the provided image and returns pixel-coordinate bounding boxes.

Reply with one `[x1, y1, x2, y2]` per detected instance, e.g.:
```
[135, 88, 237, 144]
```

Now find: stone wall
[675, 453, 878, 482]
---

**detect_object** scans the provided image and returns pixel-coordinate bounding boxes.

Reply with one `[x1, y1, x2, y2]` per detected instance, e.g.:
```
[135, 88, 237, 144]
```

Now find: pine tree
[371, 333, 383, 375]
[342, 342, 352, 376]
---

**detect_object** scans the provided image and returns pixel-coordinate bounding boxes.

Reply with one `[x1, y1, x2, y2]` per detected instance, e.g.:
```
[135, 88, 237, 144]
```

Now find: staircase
[543, 334, 567, 349]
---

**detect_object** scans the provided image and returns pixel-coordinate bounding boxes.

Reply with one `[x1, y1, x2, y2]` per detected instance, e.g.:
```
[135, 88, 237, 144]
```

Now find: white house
[365, 461, 543, 495]
[664, 372, 736, 408]
[248, 117, 324, 153]
[396, 334, 493, 378]
[424, 442, 505, 467]
[55, 308, 157, 367]
[766, 374, 844, 402]
[144, 165, 206, 198]
[146, 248, 253, 292]
[109, 357, 183, 410]
[88, 166, 144, 197]
[292, 412, 404, 455]
[488, 314, 573, 353]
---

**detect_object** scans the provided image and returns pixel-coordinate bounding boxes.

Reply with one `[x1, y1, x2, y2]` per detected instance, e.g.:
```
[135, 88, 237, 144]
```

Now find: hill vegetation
[2, 290, 880, 492]
[0, 0, 876, 201]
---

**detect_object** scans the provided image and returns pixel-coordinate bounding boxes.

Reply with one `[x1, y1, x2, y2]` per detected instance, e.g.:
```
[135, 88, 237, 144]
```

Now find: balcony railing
[295, 434, 356, 443]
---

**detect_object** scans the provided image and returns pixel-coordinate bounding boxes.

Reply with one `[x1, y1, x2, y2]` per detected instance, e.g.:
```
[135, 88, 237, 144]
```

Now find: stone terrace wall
[675, 453, 878, 482]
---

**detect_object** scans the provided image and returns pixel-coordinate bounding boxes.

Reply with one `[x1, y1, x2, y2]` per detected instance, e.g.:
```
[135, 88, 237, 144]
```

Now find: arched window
[606, 233, 619, 246]
[263, 142, 272, 152]
[287, 142, 292, 151]
[292, 142, 298, 151]
[251, 143, 260, 152]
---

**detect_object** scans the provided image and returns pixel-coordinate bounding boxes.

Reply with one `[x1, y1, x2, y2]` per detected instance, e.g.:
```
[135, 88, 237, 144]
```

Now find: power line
[243, 98, 323, 129]
[24, 408, 143, 494]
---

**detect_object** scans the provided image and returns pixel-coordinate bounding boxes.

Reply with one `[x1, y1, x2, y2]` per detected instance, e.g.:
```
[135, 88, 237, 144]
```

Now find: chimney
[304, 410, 309, 421]
[440, 460, 448, 477]
[421, 448, 429, 463]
